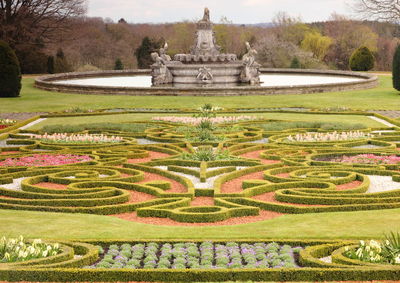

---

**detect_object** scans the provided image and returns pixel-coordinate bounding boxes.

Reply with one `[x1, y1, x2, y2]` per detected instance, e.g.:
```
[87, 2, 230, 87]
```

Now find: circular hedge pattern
[2, 120, 400, 224]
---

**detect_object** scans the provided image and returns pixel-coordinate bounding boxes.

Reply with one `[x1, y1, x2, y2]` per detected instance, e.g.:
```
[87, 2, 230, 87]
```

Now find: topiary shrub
[47, 56, 55, 74]
[114, 58, 124, 70]
[349, 46, 374, 71]
[0, 40, 21, 97]
[393, 45, 400, 91]
[54, 48, 72, 73]
[290, 57, 301, 69]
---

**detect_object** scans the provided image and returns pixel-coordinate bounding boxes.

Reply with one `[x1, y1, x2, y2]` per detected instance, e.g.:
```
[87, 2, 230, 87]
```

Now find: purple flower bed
[89, 242, 302, 269]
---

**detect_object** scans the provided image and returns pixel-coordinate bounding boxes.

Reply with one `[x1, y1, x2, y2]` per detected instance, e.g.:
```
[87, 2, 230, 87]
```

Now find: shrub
[47, 56, 55, 74]
[290, 57, 301, 69]
[14, 46, 47, 74]
[349, 46, 375, 71]
[0, 40, 21, 97]
[114, 58, 124, 70]
[393, 45, 400, 91]
[54, 48, 72, 73]
[134, 37, 162, 69]
[180, 148, 238, 161]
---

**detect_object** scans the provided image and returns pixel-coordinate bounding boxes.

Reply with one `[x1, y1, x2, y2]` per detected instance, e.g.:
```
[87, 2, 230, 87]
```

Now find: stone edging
[34, 68, 378, 96]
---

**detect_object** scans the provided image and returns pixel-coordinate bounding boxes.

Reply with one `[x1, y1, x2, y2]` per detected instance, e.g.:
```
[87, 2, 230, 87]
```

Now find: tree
[392, 45, 400, 91]
[0, 40, 21, 97]
[349, 46, 375, 71]
[134, 37, 162, 69]
[290, 57, 302, 68]
[0, 0, 86, 73]
[15, 45, 47, 74]
[354, 0, 400, 22]
[324, 14, 378, 69]
[54, 48, 72, 73]
[47, 56, 55, 74]
[0, 0, 87, 47]
[301, 32, 333, 60]
[114, 58, 124, 70]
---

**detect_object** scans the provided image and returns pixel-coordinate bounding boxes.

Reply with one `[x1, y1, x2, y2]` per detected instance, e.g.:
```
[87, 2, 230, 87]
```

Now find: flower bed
[89, 242, 301, 269]
[0, 236, 61, 263]
[0, 154, 92, 167]
[0, 119, 17, 129]
[30, 133, 124, 144]
[152, 116, 259, 125]
[286, 131, 373, 142]
[329, 154, 400, 165]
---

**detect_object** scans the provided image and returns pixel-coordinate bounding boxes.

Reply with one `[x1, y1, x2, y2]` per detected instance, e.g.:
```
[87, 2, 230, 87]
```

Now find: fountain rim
[34, 68, 378, 96]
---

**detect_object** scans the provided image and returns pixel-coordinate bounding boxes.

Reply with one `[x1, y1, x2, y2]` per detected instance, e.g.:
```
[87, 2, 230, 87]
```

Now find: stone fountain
[151, 8, 261, 86]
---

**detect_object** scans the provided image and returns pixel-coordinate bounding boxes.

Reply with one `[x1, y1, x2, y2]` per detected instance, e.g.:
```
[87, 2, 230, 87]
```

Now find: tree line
[1, 0, 400, 74]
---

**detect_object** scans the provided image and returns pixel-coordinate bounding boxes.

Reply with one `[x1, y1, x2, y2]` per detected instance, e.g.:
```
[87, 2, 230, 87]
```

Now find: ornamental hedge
[0, 40, 21, 97]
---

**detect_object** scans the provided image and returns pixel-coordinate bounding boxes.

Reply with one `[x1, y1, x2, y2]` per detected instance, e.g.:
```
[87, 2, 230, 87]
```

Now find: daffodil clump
[0, 236, 62, 263]
[344, 234, 400, 265]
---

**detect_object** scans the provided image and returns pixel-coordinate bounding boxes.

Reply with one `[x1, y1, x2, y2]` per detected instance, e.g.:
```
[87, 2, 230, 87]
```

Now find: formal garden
[1, 99, 400, 281]
[4, 0, 400, 282]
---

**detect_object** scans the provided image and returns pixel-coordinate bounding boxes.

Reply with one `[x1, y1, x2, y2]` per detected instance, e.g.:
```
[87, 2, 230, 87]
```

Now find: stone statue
[240, 42, 261, 85]
[197, 66, 213, 83]
[202, 7, 210, 22]
[151, 52, 173, 85]
[159, 43, 171, 62]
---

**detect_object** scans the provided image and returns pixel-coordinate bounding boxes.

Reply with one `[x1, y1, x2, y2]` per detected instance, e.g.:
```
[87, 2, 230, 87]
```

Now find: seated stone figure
[240, 42, 261, 85]
[151, 52, 173, 85]
[159, 43, 172, 62]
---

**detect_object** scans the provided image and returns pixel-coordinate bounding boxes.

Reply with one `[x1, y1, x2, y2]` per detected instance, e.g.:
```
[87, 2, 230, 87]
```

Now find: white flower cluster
[0, 236, 61, 263]
[286, 131, 374, 143]
[30, 133, 124, 144]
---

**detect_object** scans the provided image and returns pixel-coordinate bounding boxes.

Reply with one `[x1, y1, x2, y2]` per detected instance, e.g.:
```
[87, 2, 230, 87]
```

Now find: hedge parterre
[1, 109, 400, 224]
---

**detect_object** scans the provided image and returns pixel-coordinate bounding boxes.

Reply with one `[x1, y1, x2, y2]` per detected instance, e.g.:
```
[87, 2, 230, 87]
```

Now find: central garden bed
[1, 108, 400, 281]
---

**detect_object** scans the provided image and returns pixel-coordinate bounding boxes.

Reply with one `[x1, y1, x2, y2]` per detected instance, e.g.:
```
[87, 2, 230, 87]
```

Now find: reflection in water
[54, 74, 364, 88]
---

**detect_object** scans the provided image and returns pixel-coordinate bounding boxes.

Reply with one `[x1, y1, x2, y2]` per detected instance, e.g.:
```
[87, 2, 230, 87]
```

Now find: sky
[87, 0, 355, 24]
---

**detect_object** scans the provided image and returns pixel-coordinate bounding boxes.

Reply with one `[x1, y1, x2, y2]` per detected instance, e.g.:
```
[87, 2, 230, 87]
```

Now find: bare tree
[0, 0, 87, 47]
[354, 0, 400, 22]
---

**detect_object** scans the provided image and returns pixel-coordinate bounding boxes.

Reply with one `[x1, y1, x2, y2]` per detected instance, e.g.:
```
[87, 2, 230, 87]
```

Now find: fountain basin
[168, 63, 243, 84]
[35, 68, 378, 96]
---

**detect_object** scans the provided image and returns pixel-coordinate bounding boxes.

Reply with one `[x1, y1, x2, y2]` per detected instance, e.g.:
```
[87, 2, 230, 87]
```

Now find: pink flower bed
[0, 154, 92, 167]
[331, 154, 400, 165]
[152, 116, 259, 125]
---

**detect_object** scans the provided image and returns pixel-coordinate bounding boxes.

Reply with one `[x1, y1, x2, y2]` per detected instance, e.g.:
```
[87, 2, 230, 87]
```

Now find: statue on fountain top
[202, 7, 210, 22]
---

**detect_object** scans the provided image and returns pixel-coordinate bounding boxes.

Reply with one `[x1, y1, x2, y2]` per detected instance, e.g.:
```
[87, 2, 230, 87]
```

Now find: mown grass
[0, 75, 399, 113]
[0, 208, 398, 240]
[28, 112, 387, 130]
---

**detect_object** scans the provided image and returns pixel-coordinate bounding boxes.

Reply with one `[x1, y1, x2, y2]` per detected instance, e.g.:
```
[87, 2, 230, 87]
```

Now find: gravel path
[155, 165, 248, 189]
[248, 138, 269, 144]
[372, 110, 400, 119]
[19, 118, 47, 130]
[352, 145, 383, 149]
[319, 256, 332, 263]
[368, 116, 398, 128]
[0, 112, 47, 120]
[1, 177, 26, 191]
[135, 138, 163, 145]
[367, 175, 400, 193]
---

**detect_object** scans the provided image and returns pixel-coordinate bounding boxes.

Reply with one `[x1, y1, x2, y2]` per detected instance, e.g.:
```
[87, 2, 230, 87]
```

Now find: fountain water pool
[35, 69, 378, 96]
[52, 73, 365, 88]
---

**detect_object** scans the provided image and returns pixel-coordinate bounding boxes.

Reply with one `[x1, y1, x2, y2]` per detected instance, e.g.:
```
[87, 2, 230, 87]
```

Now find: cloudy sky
[87, 0, 355, 24]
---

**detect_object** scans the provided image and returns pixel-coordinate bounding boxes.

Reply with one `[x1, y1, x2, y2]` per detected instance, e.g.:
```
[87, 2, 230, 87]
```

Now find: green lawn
[0, 75, 399, 113]
[28, 112, 387, 130]
[0, 208, 397, 240]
